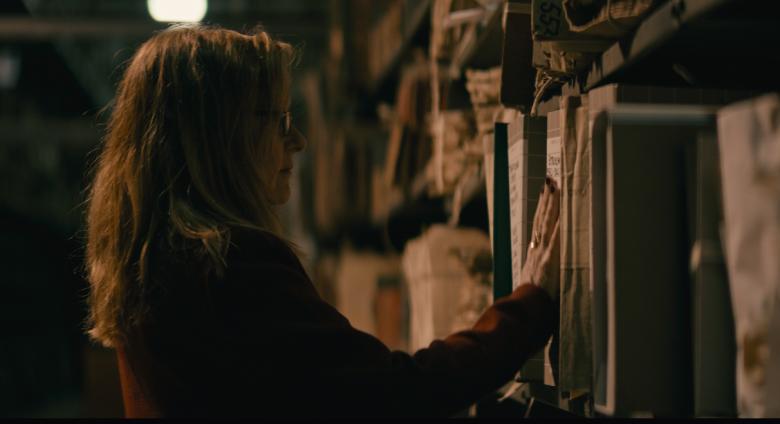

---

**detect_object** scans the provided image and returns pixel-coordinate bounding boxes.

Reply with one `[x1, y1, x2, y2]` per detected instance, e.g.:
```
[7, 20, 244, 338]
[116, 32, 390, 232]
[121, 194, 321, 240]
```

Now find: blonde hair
[85, 25, 296, 348]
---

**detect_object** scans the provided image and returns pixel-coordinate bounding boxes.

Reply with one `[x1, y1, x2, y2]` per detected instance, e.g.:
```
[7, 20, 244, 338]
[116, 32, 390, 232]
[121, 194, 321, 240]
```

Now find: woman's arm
[212, 181, 561, 417]
[219, 260, 554, 417]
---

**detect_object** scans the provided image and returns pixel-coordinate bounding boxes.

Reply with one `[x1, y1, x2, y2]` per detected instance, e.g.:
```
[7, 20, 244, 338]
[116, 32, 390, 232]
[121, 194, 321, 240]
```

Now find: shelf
[366, 0, 432, 95]
[447, 2, 504, 77]
[585, 0, 780, 91]
[377, 169, 490, 250]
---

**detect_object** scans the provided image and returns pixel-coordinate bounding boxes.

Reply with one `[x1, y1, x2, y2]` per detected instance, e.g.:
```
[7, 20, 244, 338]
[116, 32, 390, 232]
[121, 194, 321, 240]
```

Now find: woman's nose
[287, 127, 307, 152]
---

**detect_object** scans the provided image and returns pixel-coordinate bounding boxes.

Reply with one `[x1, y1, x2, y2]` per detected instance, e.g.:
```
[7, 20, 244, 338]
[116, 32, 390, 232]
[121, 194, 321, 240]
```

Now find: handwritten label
[535, 0, 563, 38]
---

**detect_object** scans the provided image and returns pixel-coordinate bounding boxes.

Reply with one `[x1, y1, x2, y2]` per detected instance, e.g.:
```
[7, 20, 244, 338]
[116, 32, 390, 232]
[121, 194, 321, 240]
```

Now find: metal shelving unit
[585, 0, 780, 91]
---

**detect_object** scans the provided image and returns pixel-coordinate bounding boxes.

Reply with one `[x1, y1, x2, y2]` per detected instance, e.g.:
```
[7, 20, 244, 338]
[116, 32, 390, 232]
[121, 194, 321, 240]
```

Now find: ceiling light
[147, 0, 207, 23]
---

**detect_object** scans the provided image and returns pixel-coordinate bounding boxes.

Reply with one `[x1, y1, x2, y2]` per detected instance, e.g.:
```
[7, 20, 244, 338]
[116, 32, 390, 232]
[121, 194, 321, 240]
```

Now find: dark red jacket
[116, 229, 554, 418]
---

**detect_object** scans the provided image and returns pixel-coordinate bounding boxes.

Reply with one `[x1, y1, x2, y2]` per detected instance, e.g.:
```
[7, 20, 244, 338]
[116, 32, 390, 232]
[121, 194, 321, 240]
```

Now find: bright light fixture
[147, 0, 207, 23]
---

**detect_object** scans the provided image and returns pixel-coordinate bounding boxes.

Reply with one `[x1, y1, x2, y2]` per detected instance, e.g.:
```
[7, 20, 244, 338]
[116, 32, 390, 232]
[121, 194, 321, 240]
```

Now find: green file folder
[493, 122, 512, 300]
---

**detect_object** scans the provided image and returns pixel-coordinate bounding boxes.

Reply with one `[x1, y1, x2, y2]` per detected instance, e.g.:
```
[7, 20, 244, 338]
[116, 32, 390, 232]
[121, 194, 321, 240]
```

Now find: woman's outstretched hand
[519, 177, 561, 301]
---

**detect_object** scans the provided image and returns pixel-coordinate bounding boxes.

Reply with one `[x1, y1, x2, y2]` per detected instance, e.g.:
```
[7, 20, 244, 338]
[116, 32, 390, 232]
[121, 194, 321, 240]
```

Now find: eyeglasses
[278, 111, 292, 137]
[258, 110, 293, 137]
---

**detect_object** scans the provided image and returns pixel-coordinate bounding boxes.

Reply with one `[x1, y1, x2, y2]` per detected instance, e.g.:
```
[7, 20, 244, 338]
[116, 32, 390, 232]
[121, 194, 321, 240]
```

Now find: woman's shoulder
[218, 227, 318, 304]
[225, 226, 302, 271]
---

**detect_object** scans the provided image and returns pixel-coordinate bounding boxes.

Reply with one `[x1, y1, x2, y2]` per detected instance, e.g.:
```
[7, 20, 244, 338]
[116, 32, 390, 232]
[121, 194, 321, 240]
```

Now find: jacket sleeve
[216, 257, 555, 417]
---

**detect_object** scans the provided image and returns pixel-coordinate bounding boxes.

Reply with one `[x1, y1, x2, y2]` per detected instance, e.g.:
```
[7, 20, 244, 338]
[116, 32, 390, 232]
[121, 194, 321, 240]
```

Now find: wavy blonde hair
[85, 25, 296, 348]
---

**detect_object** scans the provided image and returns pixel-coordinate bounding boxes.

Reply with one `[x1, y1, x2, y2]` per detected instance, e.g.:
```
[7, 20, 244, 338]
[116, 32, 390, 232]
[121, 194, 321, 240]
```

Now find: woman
[85, 25, 561, 418]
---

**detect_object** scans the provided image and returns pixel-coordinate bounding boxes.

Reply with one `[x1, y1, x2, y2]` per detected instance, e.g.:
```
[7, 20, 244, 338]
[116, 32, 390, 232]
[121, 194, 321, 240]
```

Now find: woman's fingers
[533, 184, 548, 230]
[529, 177, 560, 257]
[540, 179, 559, 246]
[542, 218, 561, 299]
[546, 218, 560, 260]
[547, 182, 560, 237]
[531, 182, 548, 242]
